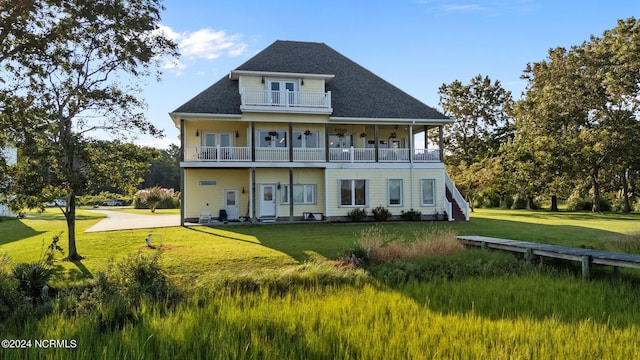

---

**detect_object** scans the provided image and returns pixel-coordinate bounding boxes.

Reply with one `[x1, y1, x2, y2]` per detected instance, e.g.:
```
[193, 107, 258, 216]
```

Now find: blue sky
[137, 0, 640, 148]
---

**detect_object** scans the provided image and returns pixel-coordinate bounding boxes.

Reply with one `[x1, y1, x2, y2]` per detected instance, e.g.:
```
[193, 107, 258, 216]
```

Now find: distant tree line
[439, 17, 640, 213]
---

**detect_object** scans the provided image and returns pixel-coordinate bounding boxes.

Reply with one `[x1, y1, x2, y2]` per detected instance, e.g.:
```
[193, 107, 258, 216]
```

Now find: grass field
[1, 209, 640, 358]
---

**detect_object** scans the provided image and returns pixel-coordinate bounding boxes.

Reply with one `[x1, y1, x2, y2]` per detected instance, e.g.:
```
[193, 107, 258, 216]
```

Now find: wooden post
[581, 256, 591, 279]
[525, 248, 534, 263]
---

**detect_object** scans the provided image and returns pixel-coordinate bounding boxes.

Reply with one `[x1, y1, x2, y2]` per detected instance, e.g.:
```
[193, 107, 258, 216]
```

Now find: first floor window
[388, 179, 403, 206]
[340, 179, 367, 206]
[421, 179, 436, 206]
[281, 184, 316, 204]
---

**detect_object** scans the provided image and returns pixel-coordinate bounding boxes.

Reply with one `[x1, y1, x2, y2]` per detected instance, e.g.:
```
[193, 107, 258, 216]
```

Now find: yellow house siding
[184, 169, 250, 219]
[239, 75, 263, 90]
[254, 168, 325, 218]
[300, 78, 324, 92]
[325, 168, 446, 217]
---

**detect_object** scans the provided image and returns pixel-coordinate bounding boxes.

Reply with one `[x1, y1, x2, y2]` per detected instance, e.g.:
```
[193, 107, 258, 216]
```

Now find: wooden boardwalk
[457, 235, 640, 278]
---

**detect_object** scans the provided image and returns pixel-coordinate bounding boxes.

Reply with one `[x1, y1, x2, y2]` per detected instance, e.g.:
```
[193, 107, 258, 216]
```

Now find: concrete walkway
[84, 209, 181, 233]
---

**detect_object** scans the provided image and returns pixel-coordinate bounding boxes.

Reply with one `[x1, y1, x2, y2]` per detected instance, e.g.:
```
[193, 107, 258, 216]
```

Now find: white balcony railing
[183, 146, 442, 164]
[293, 148, 325, 161]
[413, 149, 441, 162]
[184, 146, 250, 162]
[329, 147, 375, 162]
[241, 89, 332, 111]
[255, 147, 289, 162]
[378, 148, 410, 162]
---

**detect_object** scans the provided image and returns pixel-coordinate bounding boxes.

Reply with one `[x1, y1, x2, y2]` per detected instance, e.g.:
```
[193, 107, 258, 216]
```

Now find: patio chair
[198, 211, 212, 224]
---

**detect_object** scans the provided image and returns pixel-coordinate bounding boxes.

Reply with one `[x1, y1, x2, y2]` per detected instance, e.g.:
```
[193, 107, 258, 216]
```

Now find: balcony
[184, 146, 441, 163]
[240, 89, 332, 114]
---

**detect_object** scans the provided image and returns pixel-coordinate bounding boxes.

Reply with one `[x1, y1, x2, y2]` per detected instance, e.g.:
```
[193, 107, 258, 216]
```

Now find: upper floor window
[202, 132, 232, 147]
[258, 130, 287, 148]
[268, 79, 298, 105]
[293, 131, 319, 148]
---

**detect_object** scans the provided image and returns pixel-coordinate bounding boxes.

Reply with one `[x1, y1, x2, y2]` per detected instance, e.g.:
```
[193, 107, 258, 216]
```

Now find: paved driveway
[84, 209, 181, 233]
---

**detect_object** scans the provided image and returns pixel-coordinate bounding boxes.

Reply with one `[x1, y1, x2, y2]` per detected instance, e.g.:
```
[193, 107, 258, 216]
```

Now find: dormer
[229, 70, 334, 114]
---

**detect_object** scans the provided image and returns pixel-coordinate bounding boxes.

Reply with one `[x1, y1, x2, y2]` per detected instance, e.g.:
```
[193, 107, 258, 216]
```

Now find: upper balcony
[240, 89, 333, 114]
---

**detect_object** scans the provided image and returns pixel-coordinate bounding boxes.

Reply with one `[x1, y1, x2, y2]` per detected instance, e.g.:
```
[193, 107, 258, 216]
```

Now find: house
[0, 147, 17, 217]
[169, 40, 469, 225]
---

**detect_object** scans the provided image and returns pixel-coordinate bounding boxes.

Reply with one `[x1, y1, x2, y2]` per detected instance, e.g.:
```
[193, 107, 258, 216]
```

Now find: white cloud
[154, 25, 248, 74]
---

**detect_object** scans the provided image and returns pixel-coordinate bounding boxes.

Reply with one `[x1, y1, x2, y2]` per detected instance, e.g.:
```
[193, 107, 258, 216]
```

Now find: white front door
[224, 189, 239, 220]
[259, 184, 276, 217]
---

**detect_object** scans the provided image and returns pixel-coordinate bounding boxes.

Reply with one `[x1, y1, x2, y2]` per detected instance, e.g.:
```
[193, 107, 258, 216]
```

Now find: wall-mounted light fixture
[235, 130, 239, 138]
[301, 79, 304, 86]
[242, 186, 245, 194]
[261, 77, 265, 84]
[196, 130, 200, 137]
[277, 182, 281, 190]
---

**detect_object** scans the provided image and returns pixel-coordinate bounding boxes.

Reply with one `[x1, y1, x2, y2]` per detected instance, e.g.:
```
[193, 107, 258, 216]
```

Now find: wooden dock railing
[457, 235, 640, 279]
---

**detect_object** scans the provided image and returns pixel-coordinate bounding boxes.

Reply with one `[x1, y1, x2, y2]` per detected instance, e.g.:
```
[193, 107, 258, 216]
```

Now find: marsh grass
[603, 232, 640, 254]
[352, 226, 463, 263]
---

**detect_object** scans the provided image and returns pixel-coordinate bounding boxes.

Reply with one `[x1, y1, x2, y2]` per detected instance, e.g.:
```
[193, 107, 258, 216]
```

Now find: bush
[567, 194, 611, 212]
[371, 206, 391, 222]
[106, 251, 180, 305]
[346, 208, 367, 222]
[134, 187, 180, 211]
[13, 262, 53, 305]
[400, 209, 422, 221]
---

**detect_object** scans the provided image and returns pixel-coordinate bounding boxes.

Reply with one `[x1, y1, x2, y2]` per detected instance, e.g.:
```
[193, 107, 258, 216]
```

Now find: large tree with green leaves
[438, 74, 514, 209]
[0, 0, 178, 259]
[518, 18, 640, 212]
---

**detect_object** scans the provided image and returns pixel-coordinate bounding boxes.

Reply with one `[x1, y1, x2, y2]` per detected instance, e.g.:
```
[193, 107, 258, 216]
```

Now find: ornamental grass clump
[348, 226, 463, 265]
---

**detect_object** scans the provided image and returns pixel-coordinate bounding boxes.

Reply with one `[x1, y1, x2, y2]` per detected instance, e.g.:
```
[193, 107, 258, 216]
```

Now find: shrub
[134, 187, 180, 211]
[371, 206, 391, 222]
[13, 262, 53, 305]
[346, 208, 367, 222]
[400, 208, 422, 221]
[567, 194, 611, 211]
[106, 251, 180, 305]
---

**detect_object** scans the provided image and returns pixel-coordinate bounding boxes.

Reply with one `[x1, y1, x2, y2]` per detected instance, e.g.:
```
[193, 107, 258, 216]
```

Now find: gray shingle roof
[173, 40, 448, 120]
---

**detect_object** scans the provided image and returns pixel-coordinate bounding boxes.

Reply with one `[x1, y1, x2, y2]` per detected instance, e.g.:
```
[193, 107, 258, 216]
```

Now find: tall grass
[3, 281, 640, 359]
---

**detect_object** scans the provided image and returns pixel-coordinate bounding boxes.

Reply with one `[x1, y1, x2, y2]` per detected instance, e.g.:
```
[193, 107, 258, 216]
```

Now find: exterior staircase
[444, 172, 470, 221]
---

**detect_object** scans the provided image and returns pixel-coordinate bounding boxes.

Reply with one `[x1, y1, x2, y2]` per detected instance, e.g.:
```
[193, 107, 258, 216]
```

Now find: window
[268, 79, 297, 105]
[258, 130, 287, 148]
[388, 179, 403, 206]
[281, 184, 316, 204]
[340, 179, 367, 207]
[202, 132, 232, 147]
[293, 131, 319, 148]
[421, 179, 436, 206]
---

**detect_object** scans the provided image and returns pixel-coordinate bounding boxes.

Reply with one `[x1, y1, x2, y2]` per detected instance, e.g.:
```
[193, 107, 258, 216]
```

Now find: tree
[143, 144, 180, 190]
[518, 18, 640, 212]
[438, 75, 514, 209]
[0, 0, 178, 260]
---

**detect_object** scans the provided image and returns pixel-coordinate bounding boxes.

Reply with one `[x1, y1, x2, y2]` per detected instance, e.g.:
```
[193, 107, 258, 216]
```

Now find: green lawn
[1, 208, 639, 285]
[3, 209, 640, 358]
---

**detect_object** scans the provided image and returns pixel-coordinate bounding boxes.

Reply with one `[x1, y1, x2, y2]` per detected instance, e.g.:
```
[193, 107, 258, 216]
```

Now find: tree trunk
[550, 195, 559, 212]
[527, 196, 537, 210]
[591, 170, 601, 213]
[65, 192, 81, 260]
[622, 168, 631, 213]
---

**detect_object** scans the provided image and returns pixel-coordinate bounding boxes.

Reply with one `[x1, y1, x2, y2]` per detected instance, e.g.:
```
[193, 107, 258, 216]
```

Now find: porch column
[439, 125, 444, 162]
[374, 125, 379, 162]
[289, 122, 293, 162]
[289, 167, 294, 222]
[251, 121, 256, 162]
[424, 125, 428, 149]
[250, 167, 256, 222]
[325, 123, 330, 162]
[409, 124, 413, 163]
[180, 118, 185, 226]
